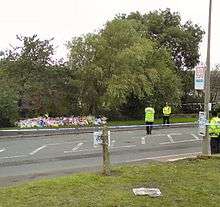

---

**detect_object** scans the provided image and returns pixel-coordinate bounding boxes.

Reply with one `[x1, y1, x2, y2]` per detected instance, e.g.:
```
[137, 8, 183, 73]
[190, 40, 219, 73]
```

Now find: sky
[0, 0, 219, 66]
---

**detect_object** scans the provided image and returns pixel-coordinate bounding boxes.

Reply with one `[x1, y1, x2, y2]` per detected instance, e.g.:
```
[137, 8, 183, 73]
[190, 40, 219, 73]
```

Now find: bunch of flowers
[15, 115, 107, 128]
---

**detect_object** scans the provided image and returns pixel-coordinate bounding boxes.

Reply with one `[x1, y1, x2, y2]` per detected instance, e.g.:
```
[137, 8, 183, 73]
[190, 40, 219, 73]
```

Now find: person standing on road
[163, 102, 171, 125]
[145, 104, 155, 135]
[209, 111, 220, 154]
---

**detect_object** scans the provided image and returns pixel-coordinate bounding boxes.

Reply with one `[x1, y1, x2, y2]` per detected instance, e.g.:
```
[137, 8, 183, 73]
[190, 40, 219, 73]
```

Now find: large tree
[68, 19, 182, 116]
[124, 9, 204, 70]
[117, 9, 204, 108]
[1, 35, 70, 118]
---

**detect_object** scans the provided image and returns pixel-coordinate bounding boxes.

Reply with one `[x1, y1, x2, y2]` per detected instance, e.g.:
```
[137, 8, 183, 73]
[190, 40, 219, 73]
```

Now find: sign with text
[195, 65, 205, 90]
[198, 111, 206, 136]
[93, 130, 110, 146]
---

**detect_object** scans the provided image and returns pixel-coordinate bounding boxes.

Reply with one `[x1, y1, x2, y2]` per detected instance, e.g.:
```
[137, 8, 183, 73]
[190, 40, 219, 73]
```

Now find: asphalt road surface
[0, 126, 202, 186]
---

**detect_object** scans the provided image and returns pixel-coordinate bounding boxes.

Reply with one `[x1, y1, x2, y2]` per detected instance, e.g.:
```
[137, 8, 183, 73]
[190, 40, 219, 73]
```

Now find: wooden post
[101, 124, 110, 176]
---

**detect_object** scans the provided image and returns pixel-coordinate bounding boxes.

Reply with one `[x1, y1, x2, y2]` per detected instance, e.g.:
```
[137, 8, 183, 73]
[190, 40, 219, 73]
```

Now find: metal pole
[202, 0, 212, 155]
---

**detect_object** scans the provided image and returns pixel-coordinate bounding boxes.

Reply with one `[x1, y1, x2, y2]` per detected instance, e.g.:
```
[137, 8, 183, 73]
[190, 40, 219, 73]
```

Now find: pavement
[0, 126, 202, 186]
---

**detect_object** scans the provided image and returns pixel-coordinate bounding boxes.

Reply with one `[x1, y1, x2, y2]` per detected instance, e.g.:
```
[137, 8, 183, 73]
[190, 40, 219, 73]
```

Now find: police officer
[145, 104, 155, 135]
[209, 111, 220, 154]
[163, 102, 171, 125]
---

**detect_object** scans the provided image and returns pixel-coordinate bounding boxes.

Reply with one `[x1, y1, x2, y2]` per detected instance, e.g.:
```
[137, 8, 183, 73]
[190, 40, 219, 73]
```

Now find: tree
[125, 9, 204, 70]
[68, 19, 182, 116]
[1, 35, 71, 118]
[120, 9, 204, 108]
[210, 65, 220, 103]
[0, 68, 19, 127]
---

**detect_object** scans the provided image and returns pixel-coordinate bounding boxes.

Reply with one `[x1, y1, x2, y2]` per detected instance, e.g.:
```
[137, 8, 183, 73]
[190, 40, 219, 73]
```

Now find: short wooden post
[102, 124, 110, 176]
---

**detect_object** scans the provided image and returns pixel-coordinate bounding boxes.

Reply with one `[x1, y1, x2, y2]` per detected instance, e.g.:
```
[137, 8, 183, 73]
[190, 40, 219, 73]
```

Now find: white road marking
[47, 141, 87, 146]
[77, 144, 137, 153]
[160, 142, 171, 145]
[160, 139, 201, 145]
[167, 134, 174, 143]
[141, 137, 145, 145]
[111, 145, 136, 149]
[64, 142, 84, 153]
[151, 133, 172, 137]
[111, 140, 116, 147]
[191, 134, 200, 140]
[168, 133, 182, 136]
[132, 134, 169, 139]
[0, 148, 6, 153]
[0, 155, 27, 160]
[30, 145, 47, 155]
[121, 152, 201, 163]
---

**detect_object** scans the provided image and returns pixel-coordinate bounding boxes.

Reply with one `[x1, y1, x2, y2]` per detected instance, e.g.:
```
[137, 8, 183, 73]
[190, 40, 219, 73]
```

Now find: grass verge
[109, 117, 197, 126]
[0, 157, 219, 207]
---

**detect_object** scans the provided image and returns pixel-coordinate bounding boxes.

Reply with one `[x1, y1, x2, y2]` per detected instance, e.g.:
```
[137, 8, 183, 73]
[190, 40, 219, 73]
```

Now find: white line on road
[191, 134, 200, 140]
[150, 133, 167, 137]
[0, 148, 6, 153]
[121, 152, 201, 163]
[160, 142, 171, 145]
[160, 139, 201, 145]
[169, 133, 182, 136]
[167, 134, 174, 143]
[111, 145, 136, 149]
[64, 142, 84, 153]
[30, 145, 47, 155]
[132, 134, 170, 139]
[77, 144, 137, 153]
[47, 141, 87, 146]
[141, 137, 145, 145]
[0, 155, 27, 160]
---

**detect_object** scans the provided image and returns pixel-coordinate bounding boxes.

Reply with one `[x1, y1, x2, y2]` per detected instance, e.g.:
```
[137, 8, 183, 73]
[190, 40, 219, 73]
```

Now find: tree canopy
[68, 18, 182, 115]
[123, 9, 204, 70]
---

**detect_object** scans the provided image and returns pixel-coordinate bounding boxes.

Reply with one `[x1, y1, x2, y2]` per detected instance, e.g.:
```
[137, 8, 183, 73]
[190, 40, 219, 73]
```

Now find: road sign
[195, 65, 205, 90]
[198, 111, 206, 136]
[93, 130, 110, 146]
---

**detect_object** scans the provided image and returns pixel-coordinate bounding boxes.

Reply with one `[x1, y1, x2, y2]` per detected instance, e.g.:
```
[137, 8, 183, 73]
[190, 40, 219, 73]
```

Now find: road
[0, 126, 202, 186]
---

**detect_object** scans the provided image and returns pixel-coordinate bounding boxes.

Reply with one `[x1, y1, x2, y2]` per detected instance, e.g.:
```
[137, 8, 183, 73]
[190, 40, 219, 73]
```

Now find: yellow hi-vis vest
[145, 107, 155, 122]
[209, 117, 220, 138]
[163, 106, 171, 116]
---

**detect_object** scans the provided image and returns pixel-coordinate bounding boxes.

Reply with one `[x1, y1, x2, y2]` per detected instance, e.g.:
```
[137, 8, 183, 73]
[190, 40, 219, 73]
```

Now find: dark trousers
[163, 115, 170, 125]
[145, 122, 153, 135]
[210, 138, 220, 154]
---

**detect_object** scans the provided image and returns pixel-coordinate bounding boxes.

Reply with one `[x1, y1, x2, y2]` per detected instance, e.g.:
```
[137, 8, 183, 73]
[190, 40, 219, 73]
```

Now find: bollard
[101, 124, 111, 176]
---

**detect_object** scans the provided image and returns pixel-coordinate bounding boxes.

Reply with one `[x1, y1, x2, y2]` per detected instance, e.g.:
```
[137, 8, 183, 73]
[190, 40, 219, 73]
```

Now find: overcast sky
[0, 0, 219, 66]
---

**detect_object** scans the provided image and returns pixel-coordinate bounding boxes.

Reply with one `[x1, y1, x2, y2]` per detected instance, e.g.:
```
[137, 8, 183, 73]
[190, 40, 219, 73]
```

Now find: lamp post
[202, 0, 212, 155]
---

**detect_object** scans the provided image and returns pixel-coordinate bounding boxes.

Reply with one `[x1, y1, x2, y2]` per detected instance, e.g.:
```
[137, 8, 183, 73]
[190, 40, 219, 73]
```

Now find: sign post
[101, 124, 110, 176]
[93, 118, 111, 176]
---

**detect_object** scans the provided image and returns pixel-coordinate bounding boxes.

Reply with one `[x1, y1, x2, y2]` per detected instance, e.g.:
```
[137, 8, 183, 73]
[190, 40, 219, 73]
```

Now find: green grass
[109, 117, 197, 126]
[0, 157, 219, 207]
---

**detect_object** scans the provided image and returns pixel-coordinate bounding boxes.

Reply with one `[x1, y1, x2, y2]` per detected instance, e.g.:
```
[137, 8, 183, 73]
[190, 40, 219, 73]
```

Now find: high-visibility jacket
[145, 107, 155, 122]
[209, 117, 220, 138]
[163, 106, 171, 116]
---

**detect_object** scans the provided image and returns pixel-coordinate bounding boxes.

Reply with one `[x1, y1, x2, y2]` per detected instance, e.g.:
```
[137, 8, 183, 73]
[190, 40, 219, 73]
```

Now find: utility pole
[202, 0, 212, 155]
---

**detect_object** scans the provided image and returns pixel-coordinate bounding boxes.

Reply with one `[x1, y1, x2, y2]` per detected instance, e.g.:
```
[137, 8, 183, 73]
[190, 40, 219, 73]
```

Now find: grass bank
[0, 157, 219, 207]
